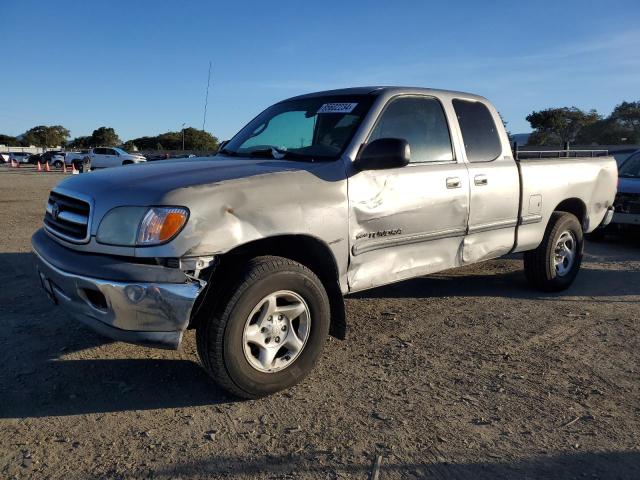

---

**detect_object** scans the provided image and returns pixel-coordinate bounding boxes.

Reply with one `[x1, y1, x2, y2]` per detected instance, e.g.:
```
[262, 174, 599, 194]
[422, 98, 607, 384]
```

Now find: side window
[94, 148, 105, 155]
[369, 96, 453, 163]
[452, 99, 502, 163]
[107, 149, 117, 155]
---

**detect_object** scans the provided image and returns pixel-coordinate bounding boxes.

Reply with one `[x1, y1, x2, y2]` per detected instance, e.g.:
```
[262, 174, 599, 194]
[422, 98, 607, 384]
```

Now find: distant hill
[510, 133, 530, 145]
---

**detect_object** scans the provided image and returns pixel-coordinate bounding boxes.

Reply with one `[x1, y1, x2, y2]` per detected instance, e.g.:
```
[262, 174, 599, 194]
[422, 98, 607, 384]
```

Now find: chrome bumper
[602, 206, 615, 227]
[33, 249, 204, 349]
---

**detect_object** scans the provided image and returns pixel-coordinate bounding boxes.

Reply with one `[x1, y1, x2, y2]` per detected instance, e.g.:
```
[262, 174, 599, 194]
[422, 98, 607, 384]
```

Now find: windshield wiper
[246, 147, 315, 161]
[218, 148, 239, 156]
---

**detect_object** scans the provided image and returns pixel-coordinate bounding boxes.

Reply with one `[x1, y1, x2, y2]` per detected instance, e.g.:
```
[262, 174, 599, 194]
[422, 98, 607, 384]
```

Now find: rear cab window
[452, 99, 502, 163]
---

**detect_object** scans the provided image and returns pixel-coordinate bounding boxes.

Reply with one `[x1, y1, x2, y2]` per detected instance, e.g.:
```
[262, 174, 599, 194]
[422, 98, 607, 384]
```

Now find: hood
[618, 177, 640, 195]
[55, 155, 314, 203]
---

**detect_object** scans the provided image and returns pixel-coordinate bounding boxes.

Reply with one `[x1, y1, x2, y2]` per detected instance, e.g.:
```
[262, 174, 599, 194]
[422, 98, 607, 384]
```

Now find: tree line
[1, 100, 639, 150]
[0, 126, 219, 151]
[526, 101, 640, 145]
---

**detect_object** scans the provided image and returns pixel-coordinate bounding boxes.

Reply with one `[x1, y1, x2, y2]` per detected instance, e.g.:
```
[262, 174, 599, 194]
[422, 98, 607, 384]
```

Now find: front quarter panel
[135, 161, 350, 285]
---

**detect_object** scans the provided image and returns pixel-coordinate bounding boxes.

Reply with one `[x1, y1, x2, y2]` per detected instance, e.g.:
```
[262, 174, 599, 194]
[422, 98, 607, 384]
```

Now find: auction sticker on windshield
[317, 103, 358, 114]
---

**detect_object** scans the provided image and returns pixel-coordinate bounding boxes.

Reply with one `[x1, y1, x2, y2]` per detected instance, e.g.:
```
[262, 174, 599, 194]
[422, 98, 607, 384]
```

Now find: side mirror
[354, 138, 410, 171]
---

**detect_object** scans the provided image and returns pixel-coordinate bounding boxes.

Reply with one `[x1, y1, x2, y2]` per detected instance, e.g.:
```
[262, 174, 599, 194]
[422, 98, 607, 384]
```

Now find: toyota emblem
[51, 202, 60, 220]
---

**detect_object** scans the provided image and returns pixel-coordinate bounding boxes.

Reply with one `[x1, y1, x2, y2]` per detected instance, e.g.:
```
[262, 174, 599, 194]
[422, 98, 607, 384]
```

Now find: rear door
[451, 98, 520, 263]
[347, 94, 470, 291]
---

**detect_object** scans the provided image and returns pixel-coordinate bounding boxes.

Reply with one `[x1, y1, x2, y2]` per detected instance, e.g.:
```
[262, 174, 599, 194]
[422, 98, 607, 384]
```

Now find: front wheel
[196, 256, 330, 398]
[523, 212, 584, 292]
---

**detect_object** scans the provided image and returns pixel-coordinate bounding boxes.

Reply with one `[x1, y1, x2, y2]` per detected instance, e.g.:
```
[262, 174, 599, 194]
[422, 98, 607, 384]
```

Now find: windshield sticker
[317, 103, 358, 114]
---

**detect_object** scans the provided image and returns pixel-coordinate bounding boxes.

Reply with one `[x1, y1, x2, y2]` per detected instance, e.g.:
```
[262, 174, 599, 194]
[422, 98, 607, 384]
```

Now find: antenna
[202, 61, 212, 131]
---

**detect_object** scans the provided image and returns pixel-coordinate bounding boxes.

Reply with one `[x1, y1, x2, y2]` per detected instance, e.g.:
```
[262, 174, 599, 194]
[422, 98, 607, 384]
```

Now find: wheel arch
[553, 197, 587, 230]
[191, 234, 347, 339]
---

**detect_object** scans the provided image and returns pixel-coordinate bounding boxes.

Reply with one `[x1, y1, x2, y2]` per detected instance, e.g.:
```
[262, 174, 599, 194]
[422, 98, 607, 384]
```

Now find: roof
[284, 86, 486, 102]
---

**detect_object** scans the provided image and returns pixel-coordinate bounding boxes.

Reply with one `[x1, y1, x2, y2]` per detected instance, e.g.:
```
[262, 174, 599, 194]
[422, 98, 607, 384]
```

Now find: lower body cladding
[31, 231, 205, 349]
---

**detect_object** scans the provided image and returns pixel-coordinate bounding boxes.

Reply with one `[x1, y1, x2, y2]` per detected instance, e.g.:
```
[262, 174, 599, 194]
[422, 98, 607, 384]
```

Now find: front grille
[614, 193, 640, 215]
[44, 191, 91, 243]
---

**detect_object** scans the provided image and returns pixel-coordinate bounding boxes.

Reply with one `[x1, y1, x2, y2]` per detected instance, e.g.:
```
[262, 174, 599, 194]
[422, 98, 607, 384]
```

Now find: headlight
[137, 207, 189, 245]
[96, 206, 189, 246]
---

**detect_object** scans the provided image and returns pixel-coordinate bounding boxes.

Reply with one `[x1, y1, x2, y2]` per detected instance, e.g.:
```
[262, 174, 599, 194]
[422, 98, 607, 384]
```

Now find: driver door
[347, 95, 470, 291]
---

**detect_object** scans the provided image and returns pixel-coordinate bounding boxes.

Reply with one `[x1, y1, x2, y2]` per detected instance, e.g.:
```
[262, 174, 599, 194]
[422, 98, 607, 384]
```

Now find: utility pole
[182, 123, 186, 151]
[202, 61, 212, 131]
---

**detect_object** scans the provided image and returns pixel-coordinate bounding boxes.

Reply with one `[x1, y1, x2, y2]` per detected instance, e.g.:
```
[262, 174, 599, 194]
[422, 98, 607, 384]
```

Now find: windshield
[619, 152, 640, 178]
[222, 95, 374, 160]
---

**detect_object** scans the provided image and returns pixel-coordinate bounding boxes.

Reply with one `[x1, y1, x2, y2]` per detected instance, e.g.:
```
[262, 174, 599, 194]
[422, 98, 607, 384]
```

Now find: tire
[53, 160, 63, 169]
[523, 212, 584, 292]
[196, 256, 330, 399]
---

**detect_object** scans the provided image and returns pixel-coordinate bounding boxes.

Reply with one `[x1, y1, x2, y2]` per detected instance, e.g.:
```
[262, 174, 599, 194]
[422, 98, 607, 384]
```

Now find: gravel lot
[1, 165, 639, 479]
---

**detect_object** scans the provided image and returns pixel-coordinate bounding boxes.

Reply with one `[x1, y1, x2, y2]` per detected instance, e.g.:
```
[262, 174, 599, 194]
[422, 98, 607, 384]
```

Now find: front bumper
[31, 229, 205, 349]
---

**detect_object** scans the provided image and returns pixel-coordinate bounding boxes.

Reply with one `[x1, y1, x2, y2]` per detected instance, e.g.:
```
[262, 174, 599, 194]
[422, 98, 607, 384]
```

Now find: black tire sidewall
[222, 268, 330, 397]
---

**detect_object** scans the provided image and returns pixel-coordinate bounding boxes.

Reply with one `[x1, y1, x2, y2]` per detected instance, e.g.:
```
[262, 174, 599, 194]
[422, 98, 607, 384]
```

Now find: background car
[612, 149, 640, 230]
[29, 151, 65, 167]
[84, 147, 146, 169]
[8, 152, 32, 164]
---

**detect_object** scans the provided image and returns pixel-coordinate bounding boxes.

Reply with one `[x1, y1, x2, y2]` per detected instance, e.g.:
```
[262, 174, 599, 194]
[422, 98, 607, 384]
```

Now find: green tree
[129, 128, 218, 151]
[0, 134, 20, 146]
[121, 140, 137, 151]
[67, 136, 92, 149]
[526, 107, 600, 145]
[182, 127, 218, 150]
[575, 118, 636, 145]
[90, 127, 120, 146]
[22, 125, 70, 147]
[609, 101, 640, 141]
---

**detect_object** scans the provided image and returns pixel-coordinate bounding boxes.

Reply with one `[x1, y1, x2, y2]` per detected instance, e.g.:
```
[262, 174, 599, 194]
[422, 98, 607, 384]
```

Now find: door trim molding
[352, 227, 466, 256]
[519, 214, 543, 225]
[467, 218, 518, 234]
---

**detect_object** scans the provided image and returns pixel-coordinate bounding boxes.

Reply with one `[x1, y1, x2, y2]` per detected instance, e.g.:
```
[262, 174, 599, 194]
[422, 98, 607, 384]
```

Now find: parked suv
[84, 147, 146, 169]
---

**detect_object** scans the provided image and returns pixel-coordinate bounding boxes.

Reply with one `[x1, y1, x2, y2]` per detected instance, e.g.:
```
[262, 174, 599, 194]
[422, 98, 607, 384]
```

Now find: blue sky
[1, 0, 639, 142]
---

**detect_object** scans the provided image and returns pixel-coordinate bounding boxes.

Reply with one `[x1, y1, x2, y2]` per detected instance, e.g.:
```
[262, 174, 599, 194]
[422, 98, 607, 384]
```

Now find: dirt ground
[1, 165, 639, 480]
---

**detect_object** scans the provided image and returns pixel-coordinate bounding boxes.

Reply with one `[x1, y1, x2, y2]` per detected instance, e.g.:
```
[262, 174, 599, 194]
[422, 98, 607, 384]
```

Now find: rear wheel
[196, 256, 330, 398]
[524, 212, 584, 292]
[52, 160, 63, 169]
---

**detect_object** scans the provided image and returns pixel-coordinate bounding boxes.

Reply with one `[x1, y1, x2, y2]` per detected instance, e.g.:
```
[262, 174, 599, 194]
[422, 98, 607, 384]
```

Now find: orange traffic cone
[15, 160, 19, 168]
[63, 162, 67, 173]
[37, 161, 42, 172]
[45, 162, 51, 172]
[10, 160, 15, 168]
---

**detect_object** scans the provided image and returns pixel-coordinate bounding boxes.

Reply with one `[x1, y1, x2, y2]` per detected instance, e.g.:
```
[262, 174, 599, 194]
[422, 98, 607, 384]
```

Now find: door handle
[446, 177, 461, 189]
[474, 174, 488, 186]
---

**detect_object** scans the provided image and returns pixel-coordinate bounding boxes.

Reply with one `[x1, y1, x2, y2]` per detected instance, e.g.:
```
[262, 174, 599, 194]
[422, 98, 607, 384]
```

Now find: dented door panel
[347, 162, 469, 292]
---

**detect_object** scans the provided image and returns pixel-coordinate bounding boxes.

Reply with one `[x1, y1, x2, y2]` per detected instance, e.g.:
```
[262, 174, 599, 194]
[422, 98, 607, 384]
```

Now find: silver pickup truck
[32, 87, 617, 398]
